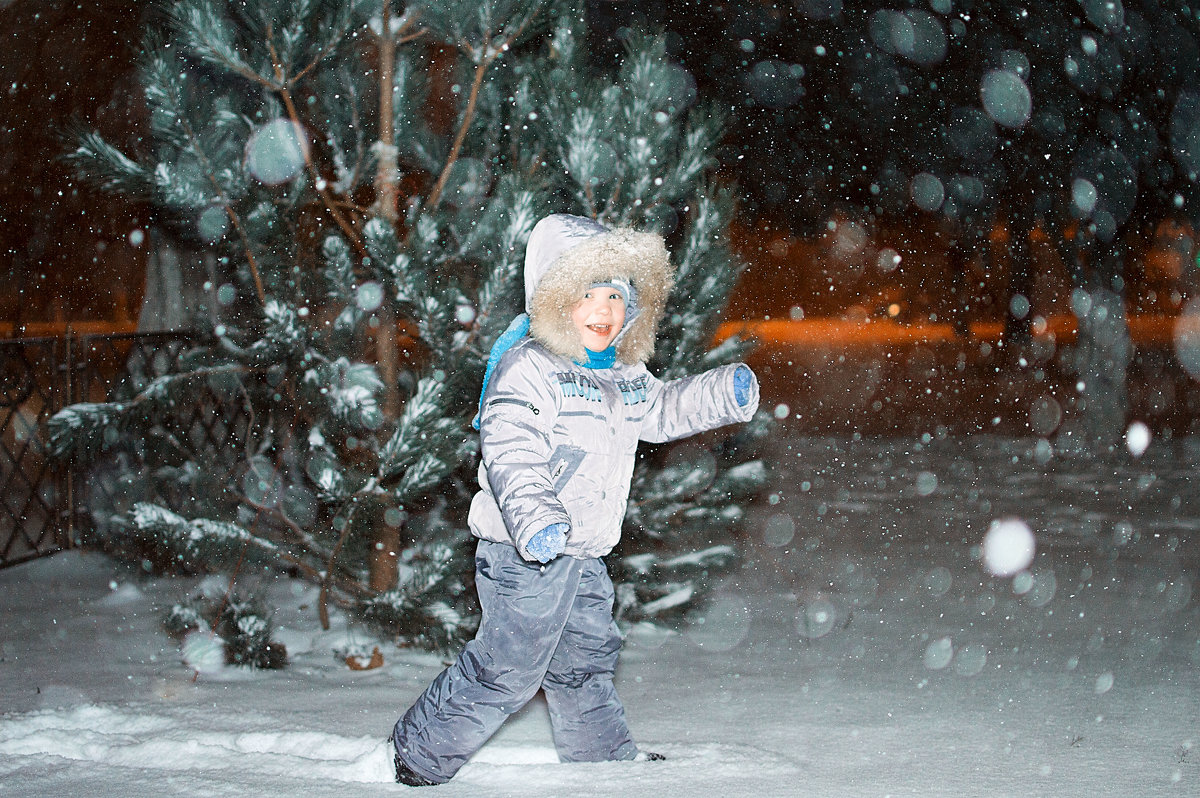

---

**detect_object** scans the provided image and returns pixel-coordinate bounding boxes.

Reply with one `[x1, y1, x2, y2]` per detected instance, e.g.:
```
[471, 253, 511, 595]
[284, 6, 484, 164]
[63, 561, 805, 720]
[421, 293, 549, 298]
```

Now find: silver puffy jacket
[468, 338, 759, 560]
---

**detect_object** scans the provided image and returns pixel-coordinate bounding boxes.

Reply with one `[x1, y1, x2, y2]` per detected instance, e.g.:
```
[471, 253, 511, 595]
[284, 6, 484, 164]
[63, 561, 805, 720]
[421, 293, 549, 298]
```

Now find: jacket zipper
[487, 397, 540, 415]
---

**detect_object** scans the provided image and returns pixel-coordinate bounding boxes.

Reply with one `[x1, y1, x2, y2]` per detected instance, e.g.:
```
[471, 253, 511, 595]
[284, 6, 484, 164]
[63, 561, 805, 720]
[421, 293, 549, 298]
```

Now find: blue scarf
[576, 347, 616, 369]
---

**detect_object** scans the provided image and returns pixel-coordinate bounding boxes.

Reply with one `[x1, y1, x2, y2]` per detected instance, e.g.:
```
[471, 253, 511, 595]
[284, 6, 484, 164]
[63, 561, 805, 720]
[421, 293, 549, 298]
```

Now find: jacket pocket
[547, 445, 586, 493]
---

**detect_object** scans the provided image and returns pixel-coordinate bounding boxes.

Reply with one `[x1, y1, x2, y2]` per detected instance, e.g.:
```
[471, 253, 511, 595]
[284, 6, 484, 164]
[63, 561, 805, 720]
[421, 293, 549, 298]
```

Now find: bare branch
[426, 11, 540, 210]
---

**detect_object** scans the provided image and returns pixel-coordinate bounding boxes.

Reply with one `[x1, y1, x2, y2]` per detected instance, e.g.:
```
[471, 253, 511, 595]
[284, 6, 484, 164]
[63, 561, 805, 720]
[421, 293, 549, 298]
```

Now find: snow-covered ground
[2, 434, 1198, 797]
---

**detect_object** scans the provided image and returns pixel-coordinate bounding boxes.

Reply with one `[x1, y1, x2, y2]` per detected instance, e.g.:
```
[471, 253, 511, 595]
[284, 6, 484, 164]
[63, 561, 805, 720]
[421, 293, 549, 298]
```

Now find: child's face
[571, 287, 626, 351]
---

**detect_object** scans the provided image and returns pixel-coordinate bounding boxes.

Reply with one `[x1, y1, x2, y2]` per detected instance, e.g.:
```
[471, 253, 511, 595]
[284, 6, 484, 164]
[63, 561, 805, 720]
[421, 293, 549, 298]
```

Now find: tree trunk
[368, 2, 403, 594]
[369, 512, 404, 593]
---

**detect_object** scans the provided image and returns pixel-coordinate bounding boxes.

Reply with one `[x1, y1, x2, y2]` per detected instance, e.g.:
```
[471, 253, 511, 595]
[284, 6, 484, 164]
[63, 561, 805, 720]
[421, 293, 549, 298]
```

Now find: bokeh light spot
[795, 597, 838, 639]
[953, 644, 988, 677]
[1028, 396, 1062, 437]
[355, 281, 384, 313]
[686, 597, 751, 652]
[910, 172, 945, 212]
[982, 518, 1036, 577]
[1073, 178, 1098, 215]
[924, 636, 954, 670]
[245, 119, 309, 185]
[876, 248, 902, 273]
[981, 70, 1032, 128]
[763, 513, 796, 547]
[1125, 421, 1151, 457]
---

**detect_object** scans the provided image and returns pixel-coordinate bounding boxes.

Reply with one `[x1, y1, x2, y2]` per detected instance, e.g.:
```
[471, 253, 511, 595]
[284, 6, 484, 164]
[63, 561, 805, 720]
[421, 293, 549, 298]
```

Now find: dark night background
[4, 1, 1200, 436]
[1, 0, 152, 327]
[0, 1, 1030, 326]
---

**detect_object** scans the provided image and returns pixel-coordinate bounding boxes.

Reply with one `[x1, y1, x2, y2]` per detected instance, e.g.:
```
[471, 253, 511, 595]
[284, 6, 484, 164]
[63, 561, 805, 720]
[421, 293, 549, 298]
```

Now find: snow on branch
[304, 358, 385, 431]
[46, 401, 131, 460]
[65, 132, 154, 197]
[322, 234, 356, 303]
[48, 364, 248, 464]
[171, 0, 264, 85]
[359, 543, 477, 651]
[131, 501, 281, 573]
[377, 375, 472, 504]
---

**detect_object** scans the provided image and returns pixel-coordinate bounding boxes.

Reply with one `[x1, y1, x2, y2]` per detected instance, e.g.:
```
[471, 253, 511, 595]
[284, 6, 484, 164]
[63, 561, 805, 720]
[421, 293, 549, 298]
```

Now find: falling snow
[6, 2, 1200, 795]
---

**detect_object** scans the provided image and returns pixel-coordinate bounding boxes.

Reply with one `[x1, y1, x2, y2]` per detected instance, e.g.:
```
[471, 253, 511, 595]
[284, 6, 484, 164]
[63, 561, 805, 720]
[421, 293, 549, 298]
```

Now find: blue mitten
[525, 523, 569, 563]
[733, 365, 754, 407]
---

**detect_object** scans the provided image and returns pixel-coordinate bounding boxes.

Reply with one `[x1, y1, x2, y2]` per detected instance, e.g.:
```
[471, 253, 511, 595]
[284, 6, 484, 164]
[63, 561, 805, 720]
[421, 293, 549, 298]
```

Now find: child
[391, 213, 759, 785]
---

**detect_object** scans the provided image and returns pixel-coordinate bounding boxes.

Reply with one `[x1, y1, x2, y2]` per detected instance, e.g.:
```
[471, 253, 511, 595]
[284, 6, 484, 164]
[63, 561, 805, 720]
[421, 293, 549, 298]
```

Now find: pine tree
[51, 0, 767, 651]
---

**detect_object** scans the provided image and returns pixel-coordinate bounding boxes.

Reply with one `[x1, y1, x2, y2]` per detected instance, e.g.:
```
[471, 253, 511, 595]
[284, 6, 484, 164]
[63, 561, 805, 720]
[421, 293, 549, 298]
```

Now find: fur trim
[529, 228, 674, 364]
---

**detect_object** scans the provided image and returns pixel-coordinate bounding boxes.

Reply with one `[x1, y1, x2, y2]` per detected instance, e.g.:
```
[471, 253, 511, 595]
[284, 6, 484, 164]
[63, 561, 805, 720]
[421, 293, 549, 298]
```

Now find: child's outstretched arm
[637, 362, 759, 443]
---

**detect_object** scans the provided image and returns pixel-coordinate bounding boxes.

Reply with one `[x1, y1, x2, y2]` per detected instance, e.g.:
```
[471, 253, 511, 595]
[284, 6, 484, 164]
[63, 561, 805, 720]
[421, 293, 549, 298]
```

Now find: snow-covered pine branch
[389, 438, 469, 505]
[377, 375, 448, 482]
[363, 217, 401, 278]
[65, 132, 154, 198]
[171, 0, 262, 85]
[376, 377, 473, 506]
[131, 502, 281, 573]
[154, 160, 216, 212]
[304, 358, 385, 432]
[46, 401, 130, 460]
[414, 287, 456, 362]
[710, 460, 768, 499]
[459, 184, 536, 349]
[700, 333, 754, 371]
[321, 234, 356, 304]
[389, 53, 441, 175]
[48, 363, 250, 463]
[359, 542, 478, 651]
[247, 299, 310, 362]
[140, 46, 192, 152]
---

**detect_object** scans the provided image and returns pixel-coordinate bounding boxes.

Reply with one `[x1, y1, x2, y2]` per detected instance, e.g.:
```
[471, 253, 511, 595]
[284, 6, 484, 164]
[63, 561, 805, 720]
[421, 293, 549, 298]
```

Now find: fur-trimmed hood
[524, 214, 674, 365]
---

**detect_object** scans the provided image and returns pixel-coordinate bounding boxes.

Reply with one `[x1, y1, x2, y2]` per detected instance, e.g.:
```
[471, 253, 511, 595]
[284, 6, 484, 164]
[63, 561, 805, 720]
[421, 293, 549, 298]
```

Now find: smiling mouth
[587, 324, 612, 335]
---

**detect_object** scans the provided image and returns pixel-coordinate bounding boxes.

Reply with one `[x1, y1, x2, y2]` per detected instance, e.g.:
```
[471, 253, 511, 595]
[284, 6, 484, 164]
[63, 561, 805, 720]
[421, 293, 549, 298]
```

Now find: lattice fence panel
[0, 338, 68, 567]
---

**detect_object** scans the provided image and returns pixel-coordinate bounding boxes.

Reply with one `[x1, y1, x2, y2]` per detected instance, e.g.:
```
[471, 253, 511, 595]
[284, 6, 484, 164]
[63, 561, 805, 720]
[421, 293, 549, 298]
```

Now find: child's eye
[609, 292, 621, 300]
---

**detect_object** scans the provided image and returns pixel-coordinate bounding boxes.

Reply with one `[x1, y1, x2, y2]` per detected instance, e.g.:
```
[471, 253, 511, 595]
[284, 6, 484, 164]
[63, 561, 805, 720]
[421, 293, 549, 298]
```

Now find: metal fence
[0, 331, 199, 568]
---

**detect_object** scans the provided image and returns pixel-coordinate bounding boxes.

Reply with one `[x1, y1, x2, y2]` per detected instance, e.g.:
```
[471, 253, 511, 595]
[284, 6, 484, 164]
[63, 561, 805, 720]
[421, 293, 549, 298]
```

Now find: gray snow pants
[392, 539, 637, 783]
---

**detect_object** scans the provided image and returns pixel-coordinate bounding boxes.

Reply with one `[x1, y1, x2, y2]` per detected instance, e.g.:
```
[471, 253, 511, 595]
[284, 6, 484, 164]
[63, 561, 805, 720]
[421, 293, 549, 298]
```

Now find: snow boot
[636, 751, 666, 761]
[392, 746, 438, 787]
